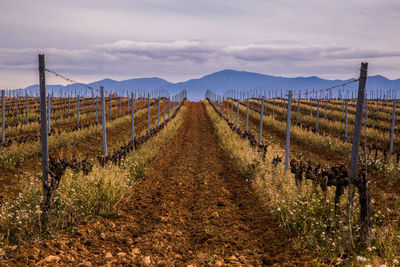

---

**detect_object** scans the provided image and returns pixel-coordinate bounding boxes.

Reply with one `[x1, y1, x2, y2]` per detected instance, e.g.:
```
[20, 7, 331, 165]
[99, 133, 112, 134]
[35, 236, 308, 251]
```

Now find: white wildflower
[356, 256, 366, 262]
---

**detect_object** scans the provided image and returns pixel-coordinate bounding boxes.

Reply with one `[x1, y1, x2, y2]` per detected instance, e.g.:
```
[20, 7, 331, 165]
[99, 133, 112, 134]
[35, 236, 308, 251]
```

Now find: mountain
[23, 70, 400, 100]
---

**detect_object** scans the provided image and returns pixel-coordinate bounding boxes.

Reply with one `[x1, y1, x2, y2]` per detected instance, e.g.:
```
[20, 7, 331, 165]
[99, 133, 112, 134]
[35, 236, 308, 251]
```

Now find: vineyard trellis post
[95, 96, 98, 123]
[283, 97, 286, 120]
[315, 99, 320, 132]
[226, 97, 229, 119]
[100, 86, 107, 157]
[296, 92, 300, 125]
[26, 92, 29, 123]
[163, 97, 166, 123]
[77, 94, 80, 125]
[147, 93, 150, 135]
[346, 62, 369, 243]
[131, 92, 135, 144]
[246, 95, 249, 133]
[39, 54, 49, 226]
[364, 98, 368, 132]
[272, 98, 275, 118]
[285, 90, 293, 172]
[109, 93, 112, 120]
[345, 99, 348, 140]
[230, 97, 233, 123]
[257, 96, 264, 155]
[157, 97, 160, 128]
[389, 99, 396, 162]
[119, 96, 122, 117]
[1, 90, 5, 145]
[235, 95, 239, 129]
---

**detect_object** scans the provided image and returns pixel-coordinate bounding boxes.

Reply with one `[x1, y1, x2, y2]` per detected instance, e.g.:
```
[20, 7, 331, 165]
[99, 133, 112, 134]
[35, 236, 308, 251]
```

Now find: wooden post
[119, 96, 122, 117]
[389, 100, 396, 162]
[246, 97, 249, 133]
[100, 86, 107, 157]
[272, 98, 275, 118]
[345, 99, 349, 140]
[147, 93, 150, 135]
[316, 99, 320, 132]
[39, 54, 49, 225]
[236, 96, 239, 129]
[95, 96, 98, 123]
[296, 94, 300, 125]
[157, 97, 160, 128]
[258, 97, 264, 155]
[77, 94, 80, 125]
[26, 92, 29, 123]
[109, 93, 112, 120]
[68, 94, 71, 115]
[285, 90, 293, 172]
[230, 97, 233, 123]
[163, 97, 166, 122]
[131, 92, 135, 143]
[1, 90, 5, 145]
[346, 62, 368, 239]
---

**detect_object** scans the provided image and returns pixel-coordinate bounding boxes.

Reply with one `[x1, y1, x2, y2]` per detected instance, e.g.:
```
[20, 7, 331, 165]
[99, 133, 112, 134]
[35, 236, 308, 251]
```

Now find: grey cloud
[1, 40, 400, 88]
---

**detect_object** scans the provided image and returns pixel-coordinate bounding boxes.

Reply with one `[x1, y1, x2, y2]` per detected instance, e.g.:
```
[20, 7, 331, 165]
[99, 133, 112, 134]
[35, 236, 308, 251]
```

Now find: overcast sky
[1, 0, 399, 88]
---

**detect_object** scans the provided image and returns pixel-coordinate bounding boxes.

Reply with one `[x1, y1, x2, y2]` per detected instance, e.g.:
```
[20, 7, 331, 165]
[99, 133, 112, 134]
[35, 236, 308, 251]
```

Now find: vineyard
[0, 57, 399, 265]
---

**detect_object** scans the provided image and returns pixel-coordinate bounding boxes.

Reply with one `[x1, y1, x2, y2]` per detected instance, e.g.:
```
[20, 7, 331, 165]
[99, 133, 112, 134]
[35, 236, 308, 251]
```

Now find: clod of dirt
[215, 260, 224, 266]
[78, 260, 93, 267]
[104, 251, 113, 261]
[37, 255, 61, 265]
[117, 252, 127, 258]
[143, 255, 152, 265]
[211, 211, 220, 218]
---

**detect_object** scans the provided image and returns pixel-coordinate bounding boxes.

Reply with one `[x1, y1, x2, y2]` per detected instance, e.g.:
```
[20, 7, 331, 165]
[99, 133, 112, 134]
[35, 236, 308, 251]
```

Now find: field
[0, 86, 399, 266]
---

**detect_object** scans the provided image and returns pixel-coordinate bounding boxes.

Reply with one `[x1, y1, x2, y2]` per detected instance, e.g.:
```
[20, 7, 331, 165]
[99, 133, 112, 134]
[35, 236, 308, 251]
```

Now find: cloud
[1, 40, 400, 88]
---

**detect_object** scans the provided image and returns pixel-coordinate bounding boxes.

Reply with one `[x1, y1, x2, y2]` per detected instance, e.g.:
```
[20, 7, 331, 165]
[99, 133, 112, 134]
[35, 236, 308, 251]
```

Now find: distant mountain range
[24, 69, 400, 100]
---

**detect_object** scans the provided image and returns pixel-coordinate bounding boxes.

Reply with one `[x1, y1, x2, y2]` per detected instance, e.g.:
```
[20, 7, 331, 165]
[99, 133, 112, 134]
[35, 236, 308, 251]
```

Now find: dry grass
[204, 100, 400, 266]
[0, 103, 187, 244]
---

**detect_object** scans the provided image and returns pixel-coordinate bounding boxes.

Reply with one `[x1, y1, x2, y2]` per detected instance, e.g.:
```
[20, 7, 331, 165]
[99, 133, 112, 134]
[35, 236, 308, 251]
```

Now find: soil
[1, 102, 315, 266]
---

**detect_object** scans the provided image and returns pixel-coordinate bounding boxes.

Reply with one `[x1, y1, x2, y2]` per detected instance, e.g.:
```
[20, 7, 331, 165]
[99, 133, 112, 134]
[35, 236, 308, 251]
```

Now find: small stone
[100, 233, 106, 240]
[157, 260, 168, 266]
[0, 249, 5, 257]
[44, 255, 61, 263]
[228, 255, 238, 261]
[187, 264, 196, 267]
[132, 247, 141, 257]
[104, 252, 113, 261]
[117, 252, 127, 258]
[175, 231, 183, 236]
[215, 260, 224, 266]
[78, 260, 93, 267]
[143, 256, 151, 265]
[65, 255, 75, 262]
[211, 211, 219, 218]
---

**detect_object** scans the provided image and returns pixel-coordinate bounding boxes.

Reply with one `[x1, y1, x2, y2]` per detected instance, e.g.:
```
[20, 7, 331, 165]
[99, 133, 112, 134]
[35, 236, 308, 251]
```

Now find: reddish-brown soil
[1, 102, 315, 266]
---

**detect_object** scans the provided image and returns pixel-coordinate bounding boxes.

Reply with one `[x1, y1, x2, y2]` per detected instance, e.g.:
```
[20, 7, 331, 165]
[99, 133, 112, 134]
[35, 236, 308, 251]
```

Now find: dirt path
[3, 102, 313, 266]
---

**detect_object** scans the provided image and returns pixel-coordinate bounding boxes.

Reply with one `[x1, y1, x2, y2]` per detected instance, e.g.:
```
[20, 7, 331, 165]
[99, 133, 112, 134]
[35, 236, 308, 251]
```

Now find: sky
[1, 0, 400, 88]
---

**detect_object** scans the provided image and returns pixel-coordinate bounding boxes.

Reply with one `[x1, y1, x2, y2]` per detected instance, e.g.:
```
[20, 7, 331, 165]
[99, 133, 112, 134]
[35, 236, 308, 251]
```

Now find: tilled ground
[2, 102, 313, 266]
